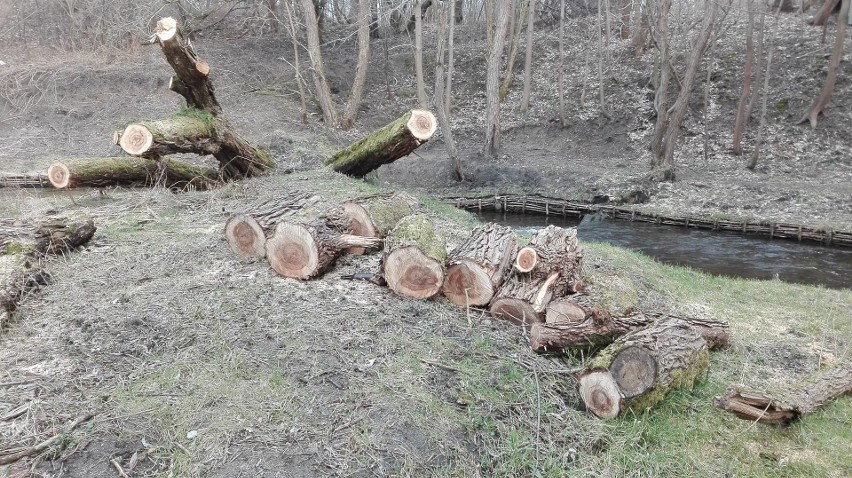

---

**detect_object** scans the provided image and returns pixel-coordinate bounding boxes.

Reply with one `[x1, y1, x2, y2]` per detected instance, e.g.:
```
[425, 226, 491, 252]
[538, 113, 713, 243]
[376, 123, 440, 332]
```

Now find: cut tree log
[442, 223, 518, 307]
[325, 110, 437, 177]
[489, 225, 582, 326]
[1, 219, 96, 328]
[47, 157, 219, 190]
[154, 17, 221, 115]
[531, 310, 731, 353]
[714, 364, 852, 425]
[545, 298, 587, 324]
[325, 194, 415, 254]
[224, 192, 324, 258]
[515, 246, 537, 272]
[577, 317, 710, 418]
[117, 111, 274, 180]
[381, 214, 447, 299]
[265, 219, 381, 280]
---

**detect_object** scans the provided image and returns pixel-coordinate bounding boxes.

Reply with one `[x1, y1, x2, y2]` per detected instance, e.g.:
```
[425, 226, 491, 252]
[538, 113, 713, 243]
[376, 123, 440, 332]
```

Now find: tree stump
[224, 192, 324, 258]
[531, 311, 731, 353]
[381, 214, 447, 299]
[715, 365, 852, 425]
[577, 318, 710, 418]
[489, 225, 582, 326]
[325, 194, 415, 254]
[265, 219, 382, 280]
[47, 157, 219, 190]
[325, 110, 437, 177]
[443, 223, 518, 308]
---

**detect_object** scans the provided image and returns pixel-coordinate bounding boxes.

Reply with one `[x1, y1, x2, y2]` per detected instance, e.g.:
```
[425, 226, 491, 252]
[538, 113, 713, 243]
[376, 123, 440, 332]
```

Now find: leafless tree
[799, 0, 849, 128]
[520, 0, 536, 110]
[300, 0, 339, 125]
[484, 0, 511, 157]
[732, 0, 755, 156]
[415, 0, 428, 106]
[341, 0, 372, 128]
[434, 0, 465, 180]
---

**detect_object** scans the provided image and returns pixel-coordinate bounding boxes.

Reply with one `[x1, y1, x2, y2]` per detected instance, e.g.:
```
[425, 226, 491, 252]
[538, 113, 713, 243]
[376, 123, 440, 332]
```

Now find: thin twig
[0, 413, 95, 465]
[111, 457, 130, 478]
[419, 358, 462, 373]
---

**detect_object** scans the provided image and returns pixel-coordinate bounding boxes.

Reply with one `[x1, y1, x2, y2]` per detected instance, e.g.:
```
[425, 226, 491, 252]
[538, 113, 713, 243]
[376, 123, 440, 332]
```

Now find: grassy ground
[0, 170, 849, 477]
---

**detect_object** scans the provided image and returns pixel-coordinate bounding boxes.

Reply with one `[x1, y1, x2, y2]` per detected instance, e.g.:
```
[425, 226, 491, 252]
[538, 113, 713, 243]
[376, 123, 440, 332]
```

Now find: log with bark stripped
[381, 214, 447, 299]
[325, 194, 415, 254]
[531, 310, 730, 353]
[489, 225, 582, 326]
[714, 364, 852, 425]
[47, 157, 219, 190]
[224, 192, 324, 258]
[577, 317, 710, 418]
[442, 223, 518, 307]
[117, 111, 274, 180]
[1, 219, 96, 328]
[265, 219, 382, 280]
[325, 110, 437, 177]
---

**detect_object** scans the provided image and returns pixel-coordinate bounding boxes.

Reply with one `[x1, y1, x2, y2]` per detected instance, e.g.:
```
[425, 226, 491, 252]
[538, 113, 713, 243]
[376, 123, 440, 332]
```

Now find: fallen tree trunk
[442, 223, 518, 307]
[489, 225, 582, 326]
[531, 311, 731, 353]
[577, 317, 710, 418]
[47, 157, 219, 190]
[381, 214, 447, 299]
[325, 194, 415, 254]
[224, 192, 324, 258]
[714, 364, 852, 425]
[325, 110, 437, 177]
[1, 219, 96, 328]
[117, 112, 274, 180]
[265, 219, 382, 280]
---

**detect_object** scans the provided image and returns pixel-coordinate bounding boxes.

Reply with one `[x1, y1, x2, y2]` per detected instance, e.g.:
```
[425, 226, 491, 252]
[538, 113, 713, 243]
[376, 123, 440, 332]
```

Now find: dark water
[477, 211, 852, 290]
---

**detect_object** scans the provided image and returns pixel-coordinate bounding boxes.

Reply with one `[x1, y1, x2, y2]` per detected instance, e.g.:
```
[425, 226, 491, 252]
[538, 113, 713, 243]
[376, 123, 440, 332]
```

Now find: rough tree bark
[47, 157, 219, 190]
[434, 0, 465, 181]
[732, 0, 755, 156]
[1, 219, 96, 329]
[265, 219, 382, 279]
[325, 109, 437, 177]
[577, 318, 710, 418]
[715, 364, 852, 425]
[325, 194, 414, 254]
[415, 0, 429, 107]
[224, 192, 324, 258]
[301, 0, 339, 126]
[484, 0, 511, 157]
[442, 223, 518, 307]
[341, 0, 372, 128]
[520, 0, 536, 110]
[499, 0, 530, 102]
[381, 214, 447, 299]
[799, 0, 849, 128]
[489, 225, 582, 326]
[620, 0, 631, 39]
[154, 17, 221, 115]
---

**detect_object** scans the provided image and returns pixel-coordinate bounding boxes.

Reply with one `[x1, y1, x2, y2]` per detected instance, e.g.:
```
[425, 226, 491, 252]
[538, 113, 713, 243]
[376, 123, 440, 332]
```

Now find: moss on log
[325, 194, 415, 254]
[325, 110, 437, 177]
[47, 157, 219, 190]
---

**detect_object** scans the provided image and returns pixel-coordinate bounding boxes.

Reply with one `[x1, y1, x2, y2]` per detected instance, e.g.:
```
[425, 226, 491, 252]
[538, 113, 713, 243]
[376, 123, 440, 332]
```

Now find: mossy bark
[381, 214, 447, 299]
[48, 157, 219, 190]
[325, 110, 436, 177]
[577, 317, 710, 418]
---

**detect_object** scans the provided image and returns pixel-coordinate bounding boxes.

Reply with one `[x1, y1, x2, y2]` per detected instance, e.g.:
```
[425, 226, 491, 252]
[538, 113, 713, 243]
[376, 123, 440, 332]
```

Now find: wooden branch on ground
[1, 219, 96, 329]
[325, 110, 437, 177]
[47, 157, 219, 190]
[224, 192, 323, 258]
[531, 310, 731, 353]
[265, 219, 382, 279]
[442, 223, 518, 307]
[577, 317, 710, 418]
[0, 414, 95, 465]
[381, 214, 447, 299]
[325, 194, 415, 254]
[117, 112, 275, 180]
[714, 364, 852, 425]
[489, 225, 582, 327]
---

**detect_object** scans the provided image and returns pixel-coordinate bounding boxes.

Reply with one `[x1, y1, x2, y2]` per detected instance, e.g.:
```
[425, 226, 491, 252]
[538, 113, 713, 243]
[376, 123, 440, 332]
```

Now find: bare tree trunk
[650, 0, 716, 182]
[621, 0, 631, 39]
[810, 0, 840, 26]
[415, 0, 428, 106]
[285, 0, 309, 123]
[799, 0, 849, 128]
[632, 5, 649, 56]
[557, 0, 566, 122]
[746, 5, 765, 119]
[301, 0, 339, 126]
[520, 0, 535, 110]
[446, 0, 457, 114]
[650, 0, 672, 161]
[434, 0, 465, 180]
[732, 0, 755, 156]
[604, 0, 611, 48]
[341, 0, 371, 128]
[484, 0, 511, 157]
[597, 0, 607, 118]
[702, 42, 714, 161]
[749, 2, 782, 169]
[499, 0, 530, 101]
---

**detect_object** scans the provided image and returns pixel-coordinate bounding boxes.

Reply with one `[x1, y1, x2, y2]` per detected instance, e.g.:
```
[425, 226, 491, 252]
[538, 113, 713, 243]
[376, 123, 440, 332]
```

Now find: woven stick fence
[449, 195, 852, 248]
[0, 173, 50, 188]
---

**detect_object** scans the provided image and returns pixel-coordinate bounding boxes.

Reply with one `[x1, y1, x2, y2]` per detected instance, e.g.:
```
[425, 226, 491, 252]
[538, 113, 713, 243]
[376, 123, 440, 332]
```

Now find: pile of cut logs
[45, 17, 274, 191]
[223, 193, 745, 418]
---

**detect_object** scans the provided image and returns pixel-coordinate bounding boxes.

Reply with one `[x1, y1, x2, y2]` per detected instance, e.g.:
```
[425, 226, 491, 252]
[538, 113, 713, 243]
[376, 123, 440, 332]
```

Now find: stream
[476, 211, 852, 290]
